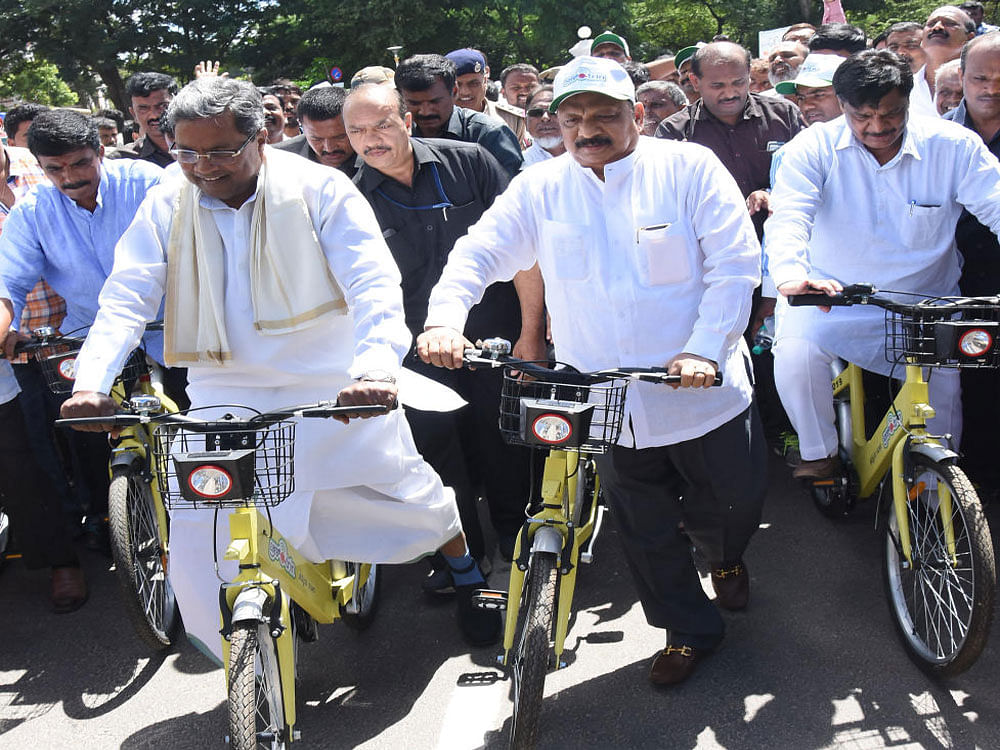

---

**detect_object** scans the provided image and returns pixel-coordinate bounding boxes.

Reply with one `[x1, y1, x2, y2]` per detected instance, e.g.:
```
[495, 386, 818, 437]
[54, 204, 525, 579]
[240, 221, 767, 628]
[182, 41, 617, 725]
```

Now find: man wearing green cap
[416, 55, 767, 688]
[774, 53, 845, 125]
[591, 31, 631, 64]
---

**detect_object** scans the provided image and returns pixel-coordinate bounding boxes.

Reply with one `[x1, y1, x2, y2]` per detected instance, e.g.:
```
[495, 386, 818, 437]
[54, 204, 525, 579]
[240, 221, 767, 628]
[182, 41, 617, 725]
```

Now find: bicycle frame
[833, 361, 957, 565]
[220, 505, 370, 734]
[502, 448, 602, 669]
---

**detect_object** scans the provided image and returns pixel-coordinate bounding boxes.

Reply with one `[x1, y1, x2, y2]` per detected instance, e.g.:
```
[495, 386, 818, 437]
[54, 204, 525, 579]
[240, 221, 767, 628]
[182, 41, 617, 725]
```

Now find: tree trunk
[96, 64, 127, 113]
[798, 0, 812, 23]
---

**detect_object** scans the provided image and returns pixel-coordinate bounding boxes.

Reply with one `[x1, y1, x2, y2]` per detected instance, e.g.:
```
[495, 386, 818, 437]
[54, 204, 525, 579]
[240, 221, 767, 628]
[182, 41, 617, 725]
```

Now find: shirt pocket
[637, 223, 692, 285]
[900, 203, 946, 249]
[541, 219, 591, 281]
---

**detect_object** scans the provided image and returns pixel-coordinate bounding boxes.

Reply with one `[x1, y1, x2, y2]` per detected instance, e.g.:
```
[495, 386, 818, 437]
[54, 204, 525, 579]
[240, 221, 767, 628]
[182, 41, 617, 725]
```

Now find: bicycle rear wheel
[340, 562, 381, 631]
[882, 455, 996, 677]
[509, 551, 557, 750]
[108, 465, 179, 650]
[228, 621, 287, 750]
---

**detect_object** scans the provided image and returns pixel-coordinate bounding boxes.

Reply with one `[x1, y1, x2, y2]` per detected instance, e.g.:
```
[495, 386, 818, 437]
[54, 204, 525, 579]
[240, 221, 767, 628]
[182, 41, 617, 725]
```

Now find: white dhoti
[773, 300, 961, 462]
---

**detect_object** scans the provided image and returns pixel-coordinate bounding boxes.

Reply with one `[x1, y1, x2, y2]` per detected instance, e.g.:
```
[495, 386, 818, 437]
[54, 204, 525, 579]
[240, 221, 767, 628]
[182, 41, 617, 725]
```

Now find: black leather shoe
[456, 584, 501, 647]
[649, 644, 710, 686]
[711, 561, 749, 611]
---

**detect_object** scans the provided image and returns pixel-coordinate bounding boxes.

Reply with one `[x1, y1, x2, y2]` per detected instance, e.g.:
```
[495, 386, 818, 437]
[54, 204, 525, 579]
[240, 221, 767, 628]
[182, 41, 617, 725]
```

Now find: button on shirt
[425, 137, 761, 448]
[766, 115, 1000, 296]
[0, 158, 163, 353]
[413, 107, 523, 178]
[353, 138, 519, 341]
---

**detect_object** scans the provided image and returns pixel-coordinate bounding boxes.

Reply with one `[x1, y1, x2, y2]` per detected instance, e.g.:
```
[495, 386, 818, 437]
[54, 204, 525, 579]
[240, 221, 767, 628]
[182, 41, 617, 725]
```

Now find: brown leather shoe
[51, 566, 88, 614]
[711, 561, 750, 611]
[792, 455, 842, 480]
[649, 645, 710, 686]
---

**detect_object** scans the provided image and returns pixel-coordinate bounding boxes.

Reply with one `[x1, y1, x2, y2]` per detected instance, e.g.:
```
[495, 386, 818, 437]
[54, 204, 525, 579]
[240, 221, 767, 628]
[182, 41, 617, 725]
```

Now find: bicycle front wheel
[108, 466, 179, 650]
[228, 622, 288, 750]
[509, 551, 557, 750]
[882, 455, 996, 677]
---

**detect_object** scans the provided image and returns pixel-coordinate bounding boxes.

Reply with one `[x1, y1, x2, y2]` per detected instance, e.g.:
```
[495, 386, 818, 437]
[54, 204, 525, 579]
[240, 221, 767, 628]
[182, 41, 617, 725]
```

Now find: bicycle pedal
[472, 589, 507, 610]
[457, 670, 506, 686]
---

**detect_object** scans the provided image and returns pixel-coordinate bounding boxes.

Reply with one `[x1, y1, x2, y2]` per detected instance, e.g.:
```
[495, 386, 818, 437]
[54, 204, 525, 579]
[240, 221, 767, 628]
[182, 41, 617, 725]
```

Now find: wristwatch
[358, 369, 397, 385]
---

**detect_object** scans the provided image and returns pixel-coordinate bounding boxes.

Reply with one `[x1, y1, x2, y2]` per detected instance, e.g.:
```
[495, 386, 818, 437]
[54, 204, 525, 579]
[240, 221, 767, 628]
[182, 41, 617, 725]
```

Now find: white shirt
[765, 114, 1000, 372]
[425, 137, 761, 448]
[520, 141, 556, 169]
[910, 66, 941, 120]
[0, 275, 19, 404]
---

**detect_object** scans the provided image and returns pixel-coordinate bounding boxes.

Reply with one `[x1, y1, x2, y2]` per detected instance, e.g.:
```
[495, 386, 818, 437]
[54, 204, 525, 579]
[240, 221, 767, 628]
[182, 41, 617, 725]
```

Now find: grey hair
[161, 78, 265, 138]
[635, 80, 688, 109]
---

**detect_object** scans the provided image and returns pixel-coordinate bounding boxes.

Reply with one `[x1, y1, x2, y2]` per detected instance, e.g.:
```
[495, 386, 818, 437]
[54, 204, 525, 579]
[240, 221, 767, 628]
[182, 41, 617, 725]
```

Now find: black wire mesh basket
[39, 345, 148, 395]
[153, 417, 296, 509]
[499, 367, 628, 454]
[885, 301, 1000, 369]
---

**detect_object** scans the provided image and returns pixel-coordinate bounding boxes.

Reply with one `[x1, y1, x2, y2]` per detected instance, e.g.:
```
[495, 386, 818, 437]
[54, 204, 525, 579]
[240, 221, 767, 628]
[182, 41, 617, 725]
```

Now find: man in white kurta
[62, 79, 501, 659]
[766, 50, 1000, 478]
[417, 56, 767, 687]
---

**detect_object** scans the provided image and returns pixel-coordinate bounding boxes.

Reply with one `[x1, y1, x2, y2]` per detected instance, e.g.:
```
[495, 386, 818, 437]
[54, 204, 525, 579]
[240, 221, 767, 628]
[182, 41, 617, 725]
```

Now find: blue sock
[442, 551, 485, 586]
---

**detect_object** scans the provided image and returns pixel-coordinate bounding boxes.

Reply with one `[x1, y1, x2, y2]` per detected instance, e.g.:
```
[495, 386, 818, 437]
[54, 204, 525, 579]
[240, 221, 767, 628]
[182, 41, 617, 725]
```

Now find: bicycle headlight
[531, 414, 573, 445]
[56, 355, 77, 381]
[173, 449, 257, 504]
[958, 328, 993, 357]
[188, 465, 233, 499]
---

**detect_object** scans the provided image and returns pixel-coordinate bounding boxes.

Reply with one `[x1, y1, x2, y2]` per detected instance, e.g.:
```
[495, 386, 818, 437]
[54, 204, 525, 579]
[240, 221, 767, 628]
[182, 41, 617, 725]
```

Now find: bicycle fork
[889, 438, 959, 567]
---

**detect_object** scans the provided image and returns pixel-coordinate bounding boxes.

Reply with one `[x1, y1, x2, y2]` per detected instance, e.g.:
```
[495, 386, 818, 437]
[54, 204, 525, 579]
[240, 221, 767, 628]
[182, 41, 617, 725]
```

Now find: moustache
[363, 146, 389, 156]
[928, 28, 949, 39]
[413, 114, 440, 123]
[323, 149, 348, 157]
[60, 180, 91, 191]
[574, 136, 612, 149]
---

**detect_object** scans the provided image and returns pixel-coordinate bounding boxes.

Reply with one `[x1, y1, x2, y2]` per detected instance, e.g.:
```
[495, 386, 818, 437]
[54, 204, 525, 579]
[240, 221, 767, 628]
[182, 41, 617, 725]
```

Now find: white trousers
[773, 335, 962, 461]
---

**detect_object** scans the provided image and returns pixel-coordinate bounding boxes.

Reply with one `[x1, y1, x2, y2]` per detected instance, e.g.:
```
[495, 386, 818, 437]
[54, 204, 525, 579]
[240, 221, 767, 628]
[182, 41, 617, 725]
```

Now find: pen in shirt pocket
[636, 222, 672, 243]
[908, 200, 941, 216]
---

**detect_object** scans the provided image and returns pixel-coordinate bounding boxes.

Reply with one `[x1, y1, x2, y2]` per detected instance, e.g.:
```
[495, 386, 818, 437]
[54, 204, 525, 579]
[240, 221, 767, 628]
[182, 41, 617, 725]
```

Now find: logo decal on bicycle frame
[268, 537, 296, 578]
[881, 409, 903, 448]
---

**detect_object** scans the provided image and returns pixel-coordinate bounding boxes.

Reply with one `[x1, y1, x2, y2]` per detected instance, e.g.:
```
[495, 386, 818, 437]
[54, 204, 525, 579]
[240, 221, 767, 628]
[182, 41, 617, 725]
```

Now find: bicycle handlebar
[463, 349, 723, 386]
[56, 401, 394, 431]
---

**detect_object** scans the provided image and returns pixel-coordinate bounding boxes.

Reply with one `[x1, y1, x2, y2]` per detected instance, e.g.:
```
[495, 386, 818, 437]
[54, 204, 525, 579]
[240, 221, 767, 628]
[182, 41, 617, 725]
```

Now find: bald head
[691, 41, 752, 77]
[344, 82, 407, 119]
[961, 28, 1000, 70]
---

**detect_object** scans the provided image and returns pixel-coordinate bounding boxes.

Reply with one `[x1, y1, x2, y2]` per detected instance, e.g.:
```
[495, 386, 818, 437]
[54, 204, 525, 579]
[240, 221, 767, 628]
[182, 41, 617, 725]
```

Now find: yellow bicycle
[790, 284, 998, 676]
[23, 325, 181, 650]
[462, 339, 719, 749]
[62, 401, 386, 748]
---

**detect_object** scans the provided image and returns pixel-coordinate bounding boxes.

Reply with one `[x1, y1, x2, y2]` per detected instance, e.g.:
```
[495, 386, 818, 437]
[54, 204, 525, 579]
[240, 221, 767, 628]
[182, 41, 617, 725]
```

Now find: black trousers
[0, 397, 78, 569]
[404, 355, 532, 559]
[595, 404, 767, 648]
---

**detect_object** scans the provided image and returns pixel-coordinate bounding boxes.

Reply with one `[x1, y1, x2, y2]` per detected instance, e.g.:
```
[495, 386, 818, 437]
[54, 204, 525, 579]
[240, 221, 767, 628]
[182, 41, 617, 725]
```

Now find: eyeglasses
[169, 131, 258, 164]
[525, 108, 552, 118]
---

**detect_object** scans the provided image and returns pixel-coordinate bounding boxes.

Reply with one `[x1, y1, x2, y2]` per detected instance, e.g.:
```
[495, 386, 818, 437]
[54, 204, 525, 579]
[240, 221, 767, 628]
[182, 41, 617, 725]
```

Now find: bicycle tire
[108, 466, 179, 651]
[509, 551, 557, 750]
[882, 455, 996, 677]
[228, 621, 287, 750]
[340, 563, 381, 631]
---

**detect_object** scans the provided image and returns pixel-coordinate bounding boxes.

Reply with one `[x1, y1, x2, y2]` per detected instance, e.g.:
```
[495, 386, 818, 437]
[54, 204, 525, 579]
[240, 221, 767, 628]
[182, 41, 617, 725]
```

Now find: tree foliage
[0, 60, 78, 107]
[1, 0, 999, 108]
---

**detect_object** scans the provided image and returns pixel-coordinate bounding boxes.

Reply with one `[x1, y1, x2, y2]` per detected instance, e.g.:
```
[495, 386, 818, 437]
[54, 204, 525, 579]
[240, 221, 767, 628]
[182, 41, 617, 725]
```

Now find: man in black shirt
[945, 31, 1000, 496]
[273, 86, 358, 178]
[107, 72, 176, 168]
[343, 84, 544, 583]
[395, 54, 523, 177]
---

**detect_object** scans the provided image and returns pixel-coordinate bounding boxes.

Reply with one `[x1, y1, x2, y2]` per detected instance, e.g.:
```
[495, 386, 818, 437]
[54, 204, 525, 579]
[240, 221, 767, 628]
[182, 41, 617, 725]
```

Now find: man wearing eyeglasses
[61, 77, 500, 655]
[0, 109, 165, 553]
[342, 83, 545, 588]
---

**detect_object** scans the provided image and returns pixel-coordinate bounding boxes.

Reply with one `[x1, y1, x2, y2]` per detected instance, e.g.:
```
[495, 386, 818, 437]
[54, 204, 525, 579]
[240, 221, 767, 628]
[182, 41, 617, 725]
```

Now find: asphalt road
[3, 453, 1000, 750]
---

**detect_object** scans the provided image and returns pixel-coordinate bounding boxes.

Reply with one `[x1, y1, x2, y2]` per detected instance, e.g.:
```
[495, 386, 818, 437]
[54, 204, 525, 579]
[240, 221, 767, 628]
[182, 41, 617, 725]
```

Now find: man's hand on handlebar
[777, 278, 843, 312]
[334, 381, 398, 424]
[416, 326, 474, 370]
[61, 391, 120, 435]
[666, 353, 719, 389]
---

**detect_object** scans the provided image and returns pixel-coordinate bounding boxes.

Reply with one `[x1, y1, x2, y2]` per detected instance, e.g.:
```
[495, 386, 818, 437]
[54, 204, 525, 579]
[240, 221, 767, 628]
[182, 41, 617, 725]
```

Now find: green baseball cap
[591, 31, 630, 59]
[774, 53, 845, 95]
[674, 43, 706, 69]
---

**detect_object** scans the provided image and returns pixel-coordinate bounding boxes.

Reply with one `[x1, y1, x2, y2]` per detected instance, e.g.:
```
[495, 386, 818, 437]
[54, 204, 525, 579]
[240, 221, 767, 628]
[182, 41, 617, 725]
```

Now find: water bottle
[752, 316, 774, 355]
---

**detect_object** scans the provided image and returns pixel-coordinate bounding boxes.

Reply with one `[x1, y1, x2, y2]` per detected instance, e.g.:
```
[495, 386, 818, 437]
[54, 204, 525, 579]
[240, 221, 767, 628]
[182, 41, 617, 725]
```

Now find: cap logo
[474, 62, 482, 73]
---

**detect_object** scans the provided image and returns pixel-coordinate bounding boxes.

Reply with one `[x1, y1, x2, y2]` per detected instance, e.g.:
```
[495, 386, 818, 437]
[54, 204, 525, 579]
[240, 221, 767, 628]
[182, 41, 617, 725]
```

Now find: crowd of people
[2, 0, 1000, 688]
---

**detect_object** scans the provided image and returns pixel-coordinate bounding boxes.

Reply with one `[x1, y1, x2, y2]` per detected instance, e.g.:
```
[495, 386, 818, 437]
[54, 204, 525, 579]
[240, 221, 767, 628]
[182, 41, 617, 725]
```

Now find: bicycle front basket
[499, 368, 628, 454]
[885, 301, 1000, 369]
[40, 346, 148, 395]
[153, 418, 296, 509]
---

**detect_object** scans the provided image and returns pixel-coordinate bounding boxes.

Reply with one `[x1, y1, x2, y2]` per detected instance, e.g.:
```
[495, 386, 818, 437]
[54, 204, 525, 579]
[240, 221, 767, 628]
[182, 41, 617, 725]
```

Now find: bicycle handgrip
[648, 373, 723, 386]
[55, 415, 143, 428]
[788, 293, 850, 307]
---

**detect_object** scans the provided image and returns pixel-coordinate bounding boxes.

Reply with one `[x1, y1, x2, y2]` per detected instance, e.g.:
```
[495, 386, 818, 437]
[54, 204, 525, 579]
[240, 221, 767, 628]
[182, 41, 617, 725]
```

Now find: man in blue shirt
[0, 110, 164, 550]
